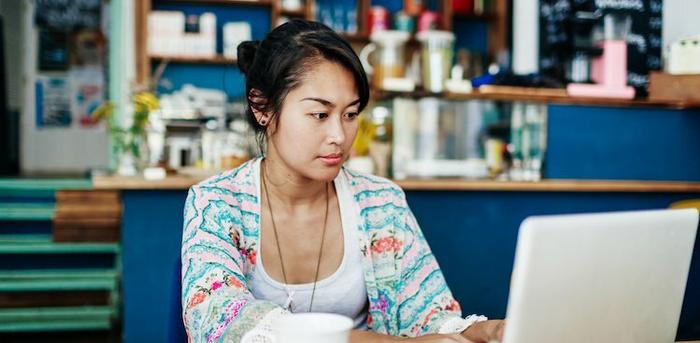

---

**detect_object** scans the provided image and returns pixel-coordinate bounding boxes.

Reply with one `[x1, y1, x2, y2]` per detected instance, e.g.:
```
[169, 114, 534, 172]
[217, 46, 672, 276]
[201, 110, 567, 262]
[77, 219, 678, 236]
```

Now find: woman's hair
[237, 19, 370, 150]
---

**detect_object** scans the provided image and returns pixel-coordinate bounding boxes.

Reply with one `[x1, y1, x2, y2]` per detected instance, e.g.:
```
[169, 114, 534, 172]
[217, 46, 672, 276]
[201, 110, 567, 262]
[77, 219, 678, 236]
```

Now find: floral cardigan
[182, 158, 478, 342]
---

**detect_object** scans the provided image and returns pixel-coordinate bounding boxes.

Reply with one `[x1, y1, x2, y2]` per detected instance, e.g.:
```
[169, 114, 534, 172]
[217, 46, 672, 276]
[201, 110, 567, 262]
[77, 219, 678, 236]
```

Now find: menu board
[539, 0, 663, 94]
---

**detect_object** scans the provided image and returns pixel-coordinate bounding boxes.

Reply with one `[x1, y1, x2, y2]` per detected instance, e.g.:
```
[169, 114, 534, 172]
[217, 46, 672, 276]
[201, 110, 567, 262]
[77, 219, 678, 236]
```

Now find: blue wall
[546, 105, 700, 181]
[453, 20, 488, 54]
[155, 64, 245, 98]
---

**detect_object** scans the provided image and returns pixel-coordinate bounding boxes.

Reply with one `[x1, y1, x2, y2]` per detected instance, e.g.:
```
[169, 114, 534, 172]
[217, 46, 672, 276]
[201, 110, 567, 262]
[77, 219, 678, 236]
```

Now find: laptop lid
[503, 209, 698, 343]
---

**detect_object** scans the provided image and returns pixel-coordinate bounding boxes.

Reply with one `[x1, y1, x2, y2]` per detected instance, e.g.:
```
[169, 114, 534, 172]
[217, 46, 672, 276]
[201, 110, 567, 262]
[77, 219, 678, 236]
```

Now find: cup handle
[359, 42, 377, 75]
[241, 329, 276, 343]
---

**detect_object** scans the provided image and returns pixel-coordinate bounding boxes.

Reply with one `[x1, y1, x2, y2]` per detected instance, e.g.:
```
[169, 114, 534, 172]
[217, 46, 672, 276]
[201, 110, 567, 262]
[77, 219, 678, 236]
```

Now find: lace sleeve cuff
[438, 314, 488, 334]
[240, 307, 289, 343]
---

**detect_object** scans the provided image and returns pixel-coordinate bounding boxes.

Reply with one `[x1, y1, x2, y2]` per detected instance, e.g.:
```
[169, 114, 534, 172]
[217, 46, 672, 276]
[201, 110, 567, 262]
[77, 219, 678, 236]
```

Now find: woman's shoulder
[341, 167, 408, 207]
[188, 158, 258, 201]
[341, 166, 401, 190]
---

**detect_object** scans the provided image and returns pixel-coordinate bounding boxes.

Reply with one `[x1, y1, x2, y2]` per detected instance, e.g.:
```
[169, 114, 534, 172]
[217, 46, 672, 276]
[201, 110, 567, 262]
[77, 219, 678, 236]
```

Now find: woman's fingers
[490, 320, 505, 342]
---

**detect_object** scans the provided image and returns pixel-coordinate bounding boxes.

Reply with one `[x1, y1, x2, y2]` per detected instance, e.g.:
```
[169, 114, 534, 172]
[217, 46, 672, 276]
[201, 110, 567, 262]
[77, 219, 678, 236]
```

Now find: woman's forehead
[289, 61, 359, 103]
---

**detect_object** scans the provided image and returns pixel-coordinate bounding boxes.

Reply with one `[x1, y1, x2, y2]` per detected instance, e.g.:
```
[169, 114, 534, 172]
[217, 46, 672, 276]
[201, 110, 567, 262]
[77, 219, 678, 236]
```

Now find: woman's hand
[350, 330, 473, 343]
[460, 320, 505, 343]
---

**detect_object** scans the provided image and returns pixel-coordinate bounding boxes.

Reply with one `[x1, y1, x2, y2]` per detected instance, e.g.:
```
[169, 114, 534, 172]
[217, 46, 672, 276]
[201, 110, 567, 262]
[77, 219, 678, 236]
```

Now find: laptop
[502, 209, 699, 343]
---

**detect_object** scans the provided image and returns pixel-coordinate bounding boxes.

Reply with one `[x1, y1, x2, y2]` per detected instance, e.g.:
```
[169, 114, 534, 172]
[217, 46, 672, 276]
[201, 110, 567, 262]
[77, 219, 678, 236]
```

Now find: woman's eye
[344, 112, 359, 120]
[311, 112, 328, 120]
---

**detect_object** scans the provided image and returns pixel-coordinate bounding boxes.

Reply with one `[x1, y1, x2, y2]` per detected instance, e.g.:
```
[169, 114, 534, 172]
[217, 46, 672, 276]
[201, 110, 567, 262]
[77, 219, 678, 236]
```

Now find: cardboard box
[648, 71, 700, 102]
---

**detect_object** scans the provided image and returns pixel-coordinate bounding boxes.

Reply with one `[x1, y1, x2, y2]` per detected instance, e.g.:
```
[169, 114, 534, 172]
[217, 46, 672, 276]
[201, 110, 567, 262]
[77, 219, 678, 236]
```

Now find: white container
[199, 13, 217, 57]
[359, 30, 410, 89]
[147, 11, 185, 56]
[223, 22, 252, 60]
[668, 36, 700, 75]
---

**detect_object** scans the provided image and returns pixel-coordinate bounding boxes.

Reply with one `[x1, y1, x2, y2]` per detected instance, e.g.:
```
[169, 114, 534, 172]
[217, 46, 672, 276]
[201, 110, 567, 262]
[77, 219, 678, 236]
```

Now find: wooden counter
[93, 174, 700, 193]
[92, 175, 202, 190]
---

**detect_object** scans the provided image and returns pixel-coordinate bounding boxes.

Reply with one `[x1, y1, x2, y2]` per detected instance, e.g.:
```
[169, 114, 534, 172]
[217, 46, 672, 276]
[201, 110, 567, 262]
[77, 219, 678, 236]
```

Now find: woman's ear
[248, 88, 271, 126]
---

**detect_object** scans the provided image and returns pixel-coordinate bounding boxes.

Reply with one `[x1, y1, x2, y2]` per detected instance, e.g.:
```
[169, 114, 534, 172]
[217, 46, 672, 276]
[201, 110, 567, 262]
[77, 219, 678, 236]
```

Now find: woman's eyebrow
[301, 97, 334, 108]
[301, 97, 361, 108]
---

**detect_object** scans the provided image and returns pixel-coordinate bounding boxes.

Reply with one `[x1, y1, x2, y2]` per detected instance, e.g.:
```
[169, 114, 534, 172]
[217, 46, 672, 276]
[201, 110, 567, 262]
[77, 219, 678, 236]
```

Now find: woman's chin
[309, 164, 342, 182]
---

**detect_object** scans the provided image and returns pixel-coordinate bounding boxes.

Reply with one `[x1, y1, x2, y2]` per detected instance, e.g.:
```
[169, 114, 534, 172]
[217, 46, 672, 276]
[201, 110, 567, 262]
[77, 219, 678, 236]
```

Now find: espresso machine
[567, 13, 635, 99]
[567, 11, 601, 83]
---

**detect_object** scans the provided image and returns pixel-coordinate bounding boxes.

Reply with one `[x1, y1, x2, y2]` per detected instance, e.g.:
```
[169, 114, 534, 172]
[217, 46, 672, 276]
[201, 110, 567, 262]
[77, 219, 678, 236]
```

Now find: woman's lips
[319, 154, 343, 165]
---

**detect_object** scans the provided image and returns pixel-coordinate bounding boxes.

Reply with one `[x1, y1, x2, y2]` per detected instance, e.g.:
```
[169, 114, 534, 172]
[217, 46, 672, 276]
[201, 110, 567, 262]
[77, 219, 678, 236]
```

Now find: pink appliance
[567, 14, 635, 99]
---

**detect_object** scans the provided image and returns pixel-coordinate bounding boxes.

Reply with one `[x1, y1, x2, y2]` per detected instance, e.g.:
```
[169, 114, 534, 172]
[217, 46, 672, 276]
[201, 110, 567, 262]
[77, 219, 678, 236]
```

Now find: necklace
[260, 160, 329, 313]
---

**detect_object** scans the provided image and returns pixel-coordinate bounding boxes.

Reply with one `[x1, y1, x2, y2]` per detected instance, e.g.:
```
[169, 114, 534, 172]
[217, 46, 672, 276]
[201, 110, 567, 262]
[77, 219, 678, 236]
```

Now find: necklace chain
[261, 160, 329, 313]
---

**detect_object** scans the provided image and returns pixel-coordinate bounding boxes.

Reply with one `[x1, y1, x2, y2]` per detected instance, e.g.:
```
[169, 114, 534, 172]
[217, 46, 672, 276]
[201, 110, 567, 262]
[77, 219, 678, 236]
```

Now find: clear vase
[116, 152, 138, 176]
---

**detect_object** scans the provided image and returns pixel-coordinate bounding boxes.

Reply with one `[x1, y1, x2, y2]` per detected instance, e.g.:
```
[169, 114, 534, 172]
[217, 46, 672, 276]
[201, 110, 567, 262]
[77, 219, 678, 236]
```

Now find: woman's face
[266, 59, 361, 182]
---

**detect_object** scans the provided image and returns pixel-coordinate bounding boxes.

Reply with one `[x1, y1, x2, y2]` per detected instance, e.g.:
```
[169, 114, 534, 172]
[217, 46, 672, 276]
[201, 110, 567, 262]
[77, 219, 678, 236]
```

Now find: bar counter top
[92, 174, 700, 193]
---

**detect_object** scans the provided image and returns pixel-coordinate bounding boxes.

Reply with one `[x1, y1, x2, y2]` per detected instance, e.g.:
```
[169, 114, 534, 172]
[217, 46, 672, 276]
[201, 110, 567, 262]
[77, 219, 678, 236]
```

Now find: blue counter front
[116, 187, 700, 342]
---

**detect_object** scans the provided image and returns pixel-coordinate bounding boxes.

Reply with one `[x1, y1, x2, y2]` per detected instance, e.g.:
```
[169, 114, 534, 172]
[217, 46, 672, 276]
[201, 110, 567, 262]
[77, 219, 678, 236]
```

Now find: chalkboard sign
[539, 0, 663, 95]
[35, 0, 102, 31]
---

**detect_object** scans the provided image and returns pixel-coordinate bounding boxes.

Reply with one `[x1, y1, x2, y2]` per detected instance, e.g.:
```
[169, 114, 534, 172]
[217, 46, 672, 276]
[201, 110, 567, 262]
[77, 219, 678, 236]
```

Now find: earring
[259, 119, 267, 126]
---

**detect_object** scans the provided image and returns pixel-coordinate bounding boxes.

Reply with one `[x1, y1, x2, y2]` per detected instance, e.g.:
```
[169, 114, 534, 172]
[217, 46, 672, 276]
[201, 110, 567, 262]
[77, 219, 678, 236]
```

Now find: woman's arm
[393, 190, 502, 340]
[393, 205, 469, 336]
[460, 320, 505, 343]
[182, 185, 283, 343]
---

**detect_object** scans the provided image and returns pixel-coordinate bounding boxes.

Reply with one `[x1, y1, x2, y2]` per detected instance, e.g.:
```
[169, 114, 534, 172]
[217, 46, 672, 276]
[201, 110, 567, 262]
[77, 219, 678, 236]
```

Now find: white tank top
[249, 159, 369, 329]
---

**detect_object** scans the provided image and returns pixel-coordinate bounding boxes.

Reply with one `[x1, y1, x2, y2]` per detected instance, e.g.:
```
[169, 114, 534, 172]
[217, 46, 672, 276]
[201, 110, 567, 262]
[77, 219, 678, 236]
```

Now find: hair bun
[237, 40, 260, 75]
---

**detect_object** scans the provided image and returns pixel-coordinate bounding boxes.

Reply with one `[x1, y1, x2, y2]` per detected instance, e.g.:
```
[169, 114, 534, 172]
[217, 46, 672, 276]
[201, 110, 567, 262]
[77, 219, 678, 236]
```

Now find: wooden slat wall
[53, 191, 121, 243]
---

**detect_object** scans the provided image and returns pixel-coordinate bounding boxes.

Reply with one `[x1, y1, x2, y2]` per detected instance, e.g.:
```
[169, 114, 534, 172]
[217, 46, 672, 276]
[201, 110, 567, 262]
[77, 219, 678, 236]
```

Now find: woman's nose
[326, 116, 346, 146]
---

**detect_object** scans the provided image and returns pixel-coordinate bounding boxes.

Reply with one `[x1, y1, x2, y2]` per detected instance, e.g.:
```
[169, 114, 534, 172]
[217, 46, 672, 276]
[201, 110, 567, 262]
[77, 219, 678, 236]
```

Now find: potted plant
[92, 91, 160, 176]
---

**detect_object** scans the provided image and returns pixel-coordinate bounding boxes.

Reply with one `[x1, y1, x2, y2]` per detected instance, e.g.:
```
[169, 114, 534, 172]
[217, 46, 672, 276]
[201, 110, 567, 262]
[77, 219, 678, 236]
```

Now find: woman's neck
[261, 156, 329, 209]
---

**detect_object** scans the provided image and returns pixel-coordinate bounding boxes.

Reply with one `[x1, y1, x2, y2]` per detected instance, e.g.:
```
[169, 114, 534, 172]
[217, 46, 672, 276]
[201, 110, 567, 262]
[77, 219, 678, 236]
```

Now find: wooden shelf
[150, 55, 236, 65]
[156, 0, 272, 6]
[342, 33, 370, 43]
[93, 175, 202, 190]
[93, 174, 700, 193]
[445, 89, 700, 109]
[279, 7, 306, 17]
[371, 86, 700, 110]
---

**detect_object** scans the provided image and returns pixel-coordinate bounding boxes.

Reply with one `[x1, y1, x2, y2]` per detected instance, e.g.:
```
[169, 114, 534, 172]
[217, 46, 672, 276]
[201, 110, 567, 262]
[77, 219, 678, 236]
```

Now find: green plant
[93, 92, 160, 160]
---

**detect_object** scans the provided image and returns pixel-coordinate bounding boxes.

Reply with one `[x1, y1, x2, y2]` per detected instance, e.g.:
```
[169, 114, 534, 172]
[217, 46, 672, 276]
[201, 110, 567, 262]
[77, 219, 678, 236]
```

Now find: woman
[181, 19, 504, 343]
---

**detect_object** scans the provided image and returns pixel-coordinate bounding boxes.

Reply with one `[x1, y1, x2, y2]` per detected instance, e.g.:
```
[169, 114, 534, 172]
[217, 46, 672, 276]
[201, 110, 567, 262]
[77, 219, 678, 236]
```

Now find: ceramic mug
[242, 312, 353, 343]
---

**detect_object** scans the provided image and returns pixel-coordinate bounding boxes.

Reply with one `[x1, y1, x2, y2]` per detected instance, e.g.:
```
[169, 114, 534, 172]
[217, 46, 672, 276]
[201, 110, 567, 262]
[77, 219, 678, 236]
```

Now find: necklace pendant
[284, 289, 295, 312]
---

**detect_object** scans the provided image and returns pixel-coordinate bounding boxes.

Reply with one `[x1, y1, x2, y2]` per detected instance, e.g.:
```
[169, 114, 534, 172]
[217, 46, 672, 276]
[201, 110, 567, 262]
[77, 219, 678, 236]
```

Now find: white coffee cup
[242, 312, 353, 343]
